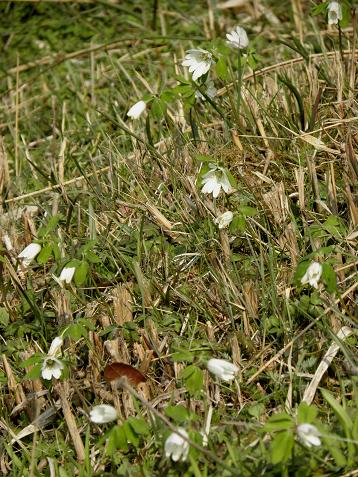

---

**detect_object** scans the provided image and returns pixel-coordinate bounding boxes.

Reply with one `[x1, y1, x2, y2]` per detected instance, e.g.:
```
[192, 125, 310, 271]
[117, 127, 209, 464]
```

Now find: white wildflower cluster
[182, 25, 248, 103]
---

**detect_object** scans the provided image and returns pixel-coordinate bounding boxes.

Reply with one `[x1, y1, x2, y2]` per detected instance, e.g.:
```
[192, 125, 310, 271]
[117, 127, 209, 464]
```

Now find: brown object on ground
[104, 362, 146, 387]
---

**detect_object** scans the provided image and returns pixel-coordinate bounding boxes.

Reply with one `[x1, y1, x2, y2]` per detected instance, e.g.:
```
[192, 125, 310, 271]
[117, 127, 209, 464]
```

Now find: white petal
[127, 100, 146, 119]
[212, 182, 222, 198]
[48, 336, 63, 356]
[58, 266, 76, 284]
[201, 178, 217, 195]
[41, 365, 53, 380]
[51, 366, 63, 380]
[18, 243, 41, 266]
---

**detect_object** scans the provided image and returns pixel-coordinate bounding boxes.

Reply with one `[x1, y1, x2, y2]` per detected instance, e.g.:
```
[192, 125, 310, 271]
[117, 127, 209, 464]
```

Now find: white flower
[301, 261, 322, 289]
[207, 358, 239, 382]
[182, 49, 215, 81]
[41, 336, 64, 380]
[297, 423, 321, 448]
[201, 164, 234, 198]
[164, 428, 189, 462]
[48, 336, 63, 356]
[226, 26, 249, 49]
[215, 211, 234, 229]
[195, 79, 217, 101]
[17, 243, 41, 266]
[127, 100, 146, 119]
[89, 404, 118, 424]
[327, 2, 342, 25]
[41, 356, 64, 380]
[58, 266, 76, 284]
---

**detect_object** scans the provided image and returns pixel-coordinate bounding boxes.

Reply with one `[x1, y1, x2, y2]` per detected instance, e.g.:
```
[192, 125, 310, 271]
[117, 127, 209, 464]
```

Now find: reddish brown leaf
[104, 362, 146, 387]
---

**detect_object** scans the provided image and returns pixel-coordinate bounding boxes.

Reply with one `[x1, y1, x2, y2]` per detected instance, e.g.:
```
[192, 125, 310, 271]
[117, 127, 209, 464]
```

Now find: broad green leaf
[107, 426, 128, 455]
[230, 214, 246, 233]
[85, 250, 102, 264]
[321, 263, 337, 293]
[19, 354, 43, 368]
[165, 405, 189, 423]
[24, 363, 42, 380]
[216, 56, 228, 80]
[297, 402, 317, 424]
[320, 388, 352, 431]
[180, 365, 203, 395]
[271, 430, 294, 464]
[74, 260, 89, 286]
[123, 420, 139, 447]
[238, 205, 258, 217]
[127, 417, 149, 436]
[0, 307, 9, 327]
[323, 436, 347, 467]
[37, 243, 53, 264]
[65, 323, 87, 341]
[264, 412, 293, 432]
[172, 350, 194, 363]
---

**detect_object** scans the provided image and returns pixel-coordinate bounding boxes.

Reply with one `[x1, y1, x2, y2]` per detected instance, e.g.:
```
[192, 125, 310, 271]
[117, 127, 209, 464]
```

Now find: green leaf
[323, 436, 347, 467]
[321, 263, 337, 293]
[151, 97, 166, 118]
[107, 426, 128, 455]
[321, 388, 352, 431]
[271, 430, 294, 464]
[264, 412, 293, 432]
[180, 365, 203, 396]
[230, 214, 246, 233]
[37, 214, 62, 239]
[85, 250, 102, 264]
[297, 402, 317, 424]
[24, 363, 42, 380]
[65, 323, 87, 341]
[74, 260, 89, 286]
[165, 405, 189, 423]
[127, 417, 149, 436]
[172, 350, 194, 363]
[19, 354, 43, 368]
[52, 241, 61, 261]
[0, 307, 9, 327]
[311, 1, 328, 16]
[294, 260, 309, 285]
[238, 205, 258, 217]
[216, 56, 228, 80]
[225, 169, 237, 189]
[79, 240, 97, 255]
[323, 215, 346, 238]
[340, 2, 351, 28]
[160, 89, 176, 102]
[36, 243, 53, 264]
[123, 420, 139, 447]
